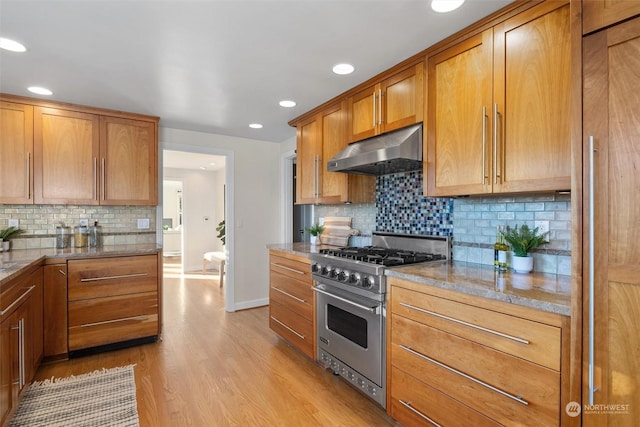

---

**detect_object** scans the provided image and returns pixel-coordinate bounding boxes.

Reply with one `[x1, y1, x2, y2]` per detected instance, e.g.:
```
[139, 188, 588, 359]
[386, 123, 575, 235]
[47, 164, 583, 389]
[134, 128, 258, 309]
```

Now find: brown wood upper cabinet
[0, 101, 34, 204]
[33, 107, 157, 205]
[348, 62, 424, 143]
[296, 101, 374, 205]
[583, 0, 640, 35]
[426, 1, 571, 197]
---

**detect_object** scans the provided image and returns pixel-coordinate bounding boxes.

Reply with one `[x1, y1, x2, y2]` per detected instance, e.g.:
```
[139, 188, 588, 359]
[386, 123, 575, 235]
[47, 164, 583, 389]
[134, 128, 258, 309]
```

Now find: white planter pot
[310, 235, 319, 246]
[511, 255, 533, 273]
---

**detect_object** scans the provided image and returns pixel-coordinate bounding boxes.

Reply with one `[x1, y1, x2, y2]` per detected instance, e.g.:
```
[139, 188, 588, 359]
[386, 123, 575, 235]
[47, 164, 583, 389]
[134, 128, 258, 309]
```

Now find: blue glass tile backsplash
[375, 171, 453, 236]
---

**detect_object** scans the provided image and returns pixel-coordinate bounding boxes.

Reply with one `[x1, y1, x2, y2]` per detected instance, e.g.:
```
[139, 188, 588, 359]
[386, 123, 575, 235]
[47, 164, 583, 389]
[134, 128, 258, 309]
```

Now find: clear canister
[88, 222, 103, 247]
[56, 225, 72, 249]
[74, 226, 88, 248]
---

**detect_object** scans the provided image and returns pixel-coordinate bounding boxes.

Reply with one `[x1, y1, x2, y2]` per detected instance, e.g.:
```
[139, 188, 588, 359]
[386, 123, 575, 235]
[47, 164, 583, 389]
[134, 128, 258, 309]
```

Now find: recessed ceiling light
[249, 123, 263, 129]
[0, 37, 26, 52]
[200, 166, 206, 170]
[28, 86, 53, 95]
[332, 63, 355, 75]
[431, 0, 465, 13]
[209, 162, 216, 166]
[279, 100, 296, 108]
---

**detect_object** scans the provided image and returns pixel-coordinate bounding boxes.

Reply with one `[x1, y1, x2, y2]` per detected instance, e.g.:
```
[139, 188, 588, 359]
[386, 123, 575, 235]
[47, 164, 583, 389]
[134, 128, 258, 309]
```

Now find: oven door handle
[312, 286, 379, 313]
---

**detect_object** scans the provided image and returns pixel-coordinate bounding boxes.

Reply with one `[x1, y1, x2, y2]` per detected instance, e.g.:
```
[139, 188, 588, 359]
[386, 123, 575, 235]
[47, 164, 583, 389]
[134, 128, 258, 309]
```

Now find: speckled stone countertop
[267, 243, 571, 316]
[386, 261, 571, 316]
[0, 244, 161, 286]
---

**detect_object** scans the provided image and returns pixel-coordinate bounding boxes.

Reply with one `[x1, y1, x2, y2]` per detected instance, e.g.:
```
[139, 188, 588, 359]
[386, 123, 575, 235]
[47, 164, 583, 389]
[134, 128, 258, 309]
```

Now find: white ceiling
[0, 0, 513, 143]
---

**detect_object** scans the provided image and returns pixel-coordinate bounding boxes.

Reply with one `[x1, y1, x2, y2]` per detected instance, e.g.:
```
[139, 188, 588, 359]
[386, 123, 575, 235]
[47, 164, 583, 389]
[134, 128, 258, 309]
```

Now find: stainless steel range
[310, 232, 450, 408]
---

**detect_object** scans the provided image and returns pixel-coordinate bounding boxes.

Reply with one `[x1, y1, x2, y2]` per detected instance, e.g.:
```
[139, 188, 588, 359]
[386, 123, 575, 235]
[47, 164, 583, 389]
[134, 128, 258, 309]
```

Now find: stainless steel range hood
[327, 124, 423, 176]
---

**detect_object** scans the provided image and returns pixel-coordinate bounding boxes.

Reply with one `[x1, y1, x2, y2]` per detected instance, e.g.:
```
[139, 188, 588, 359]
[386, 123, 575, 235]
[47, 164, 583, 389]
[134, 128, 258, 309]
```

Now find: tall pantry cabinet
[582, 14, 640, 427]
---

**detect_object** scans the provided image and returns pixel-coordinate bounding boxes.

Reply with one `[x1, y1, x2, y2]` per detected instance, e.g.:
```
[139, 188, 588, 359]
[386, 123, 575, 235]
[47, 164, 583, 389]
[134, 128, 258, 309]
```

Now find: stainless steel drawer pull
[272, 286, 306, 303]
[400, 345, 529, 406]
[81, 315, 149, 328]
[59, 269, 67, 276]
[79, 272, 148, 282]
[399, 302, 529, 345]
[270, 316, 305, 340]
[270, 262, 306, 275]
[398, 400, 442, 427]
[0, 286, 35, 316]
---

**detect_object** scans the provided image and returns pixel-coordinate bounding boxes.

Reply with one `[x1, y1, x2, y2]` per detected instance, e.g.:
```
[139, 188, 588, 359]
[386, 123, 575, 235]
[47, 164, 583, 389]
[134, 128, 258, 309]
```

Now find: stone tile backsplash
[0, 204, 157, 249]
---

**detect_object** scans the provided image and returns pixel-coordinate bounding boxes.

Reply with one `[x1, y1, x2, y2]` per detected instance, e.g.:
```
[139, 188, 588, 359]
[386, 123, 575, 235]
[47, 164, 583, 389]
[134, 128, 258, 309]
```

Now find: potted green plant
[0, 226, 26, 251]
[500, 224, 549, 273]
[305, 223, 325, 246]
[216, 220, 225, 245]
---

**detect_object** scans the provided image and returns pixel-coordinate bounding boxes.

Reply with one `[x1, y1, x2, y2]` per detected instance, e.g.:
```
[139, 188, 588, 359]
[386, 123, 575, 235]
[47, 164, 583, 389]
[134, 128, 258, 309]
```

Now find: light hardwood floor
[33, 258, 397, 426]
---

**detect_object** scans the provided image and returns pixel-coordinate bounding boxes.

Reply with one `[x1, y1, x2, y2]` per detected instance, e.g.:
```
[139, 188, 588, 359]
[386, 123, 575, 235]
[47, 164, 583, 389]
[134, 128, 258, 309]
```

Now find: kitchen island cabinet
[268, 250, 315, 359]
[426, 1, 571, 197]
[0, 265, 43, 427]
[348, 61, 424, 143]
[0, 101, 33, 204]
[387, 274, 570, 426]
[295, 101, 374, 205]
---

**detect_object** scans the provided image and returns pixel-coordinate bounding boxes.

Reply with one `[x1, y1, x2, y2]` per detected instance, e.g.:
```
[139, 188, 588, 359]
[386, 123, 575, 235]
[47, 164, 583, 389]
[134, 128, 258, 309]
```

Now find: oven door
[312, 282, 384, 386]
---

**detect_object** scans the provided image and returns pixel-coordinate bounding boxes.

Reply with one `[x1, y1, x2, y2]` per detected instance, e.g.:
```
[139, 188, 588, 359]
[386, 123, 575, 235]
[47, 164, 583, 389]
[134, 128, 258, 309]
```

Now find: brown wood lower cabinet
[67, 254, 159, 352]
[268, 250, 315, 359]
[43, 264, 68, 359]
[388, 277, 569, 426]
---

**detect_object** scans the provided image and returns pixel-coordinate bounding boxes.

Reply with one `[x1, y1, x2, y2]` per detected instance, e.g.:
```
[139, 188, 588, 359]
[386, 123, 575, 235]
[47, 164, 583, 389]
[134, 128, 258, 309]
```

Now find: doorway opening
[161, 146, 234, 312]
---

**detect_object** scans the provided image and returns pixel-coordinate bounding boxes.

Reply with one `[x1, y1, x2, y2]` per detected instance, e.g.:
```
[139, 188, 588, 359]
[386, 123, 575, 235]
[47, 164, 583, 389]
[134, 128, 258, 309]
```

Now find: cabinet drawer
[68, 291, 158, 328]
[269, 300, 314, 359]
[391, 367, 500, 427]
[270, 270, 313, 319]
[391, 315, 559, 427]
[68, 255, 158, 301]
[68, 313, 158, 351]
[270, 254, 311, 283]
[391, 286, 561, 370]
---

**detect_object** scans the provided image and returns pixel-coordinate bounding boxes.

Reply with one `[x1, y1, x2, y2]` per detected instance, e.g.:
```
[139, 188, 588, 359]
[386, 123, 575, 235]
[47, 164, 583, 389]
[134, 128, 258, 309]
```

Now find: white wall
[163, 167, 222, 271]
[160, 127, 283, 311]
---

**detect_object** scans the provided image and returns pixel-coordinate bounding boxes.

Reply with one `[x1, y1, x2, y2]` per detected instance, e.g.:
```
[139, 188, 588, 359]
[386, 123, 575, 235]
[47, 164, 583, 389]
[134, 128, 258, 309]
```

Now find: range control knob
[321, 265, 332, 276]
[311, 263, 321, 273]
[362, 276, 375, 289]
[337, 270, 348, 281]
[349, 272, 361, 285]
[330, 268, 339, 279]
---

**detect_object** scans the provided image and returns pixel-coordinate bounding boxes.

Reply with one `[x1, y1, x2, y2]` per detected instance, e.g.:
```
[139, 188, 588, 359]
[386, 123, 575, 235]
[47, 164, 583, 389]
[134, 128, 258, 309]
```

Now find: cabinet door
[44, 265, 68, 358]
[583, 0, 640, 35]
[381, 62, 424, 134]
[318, 102, 349, 203]
[0, 101, 33, 204]
[426, 29, 494, 196]
[583, 17, 640, 427]
[100, 116, 157, 205]
[0, 315, 15, 426]
[493, 2, 571, 193]
[348, 85, 378, 142]
[34, 107, 100, 204]
[295, 116, 320, 204]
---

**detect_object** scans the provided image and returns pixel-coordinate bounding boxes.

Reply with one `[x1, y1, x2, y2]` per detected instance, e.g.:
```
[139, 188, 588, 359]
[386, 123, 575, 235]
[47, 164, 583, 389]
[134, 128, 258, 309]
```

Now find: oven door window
[327, 304, 367, 348]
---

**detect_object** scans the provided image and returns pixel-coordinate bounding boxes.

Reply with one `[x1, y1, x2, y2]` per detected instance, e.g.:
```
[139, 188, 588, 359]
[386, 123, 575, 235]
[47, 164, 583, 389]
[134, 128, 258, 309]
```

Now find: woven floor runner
[8, 364, 139, 427]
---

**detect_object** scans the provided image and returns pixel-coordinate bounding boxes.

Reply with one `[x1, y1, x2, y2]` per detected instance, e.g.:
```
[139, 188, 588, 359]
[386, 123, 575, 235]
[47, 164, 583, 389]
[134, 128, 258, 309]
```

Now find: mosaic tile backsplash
[376, 171, 453, 236]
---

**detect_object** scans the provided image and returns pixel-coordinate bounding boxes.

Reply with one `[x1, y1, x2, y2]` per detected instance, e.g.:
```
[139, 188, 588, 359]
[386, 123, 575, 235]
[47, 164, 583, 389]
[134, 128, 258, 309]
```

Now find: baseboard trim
[232, 297, 269, 312]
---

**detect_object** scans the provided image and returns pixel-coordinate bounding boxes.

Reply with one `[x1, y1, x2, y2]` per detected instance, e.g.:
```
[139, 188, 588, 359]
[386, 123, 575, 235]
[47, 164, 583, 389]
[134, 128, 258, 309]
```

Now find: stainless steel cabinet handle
[101, 158, 106, 200]
[482, 106, 488, 184]
[271, 316, 305, 339]
[400, 345, 529, 406]
[398, 400, 441, 427]
[493, 103, 501, 184]
[372, 91, 377, 128]
[378, 89, 383, 125]
[59, 269, 66, 276]
[312, 286, 378, 313]
[588, 135, 597, 405]
[314, 155, 319, 198]
[79, 272, 148, 282]
[19, 318, 25, 388]
[0, 286, 35, 316]
[26, 152, 31, 199]
[399, 302, 529, 344]
[81, 315, 148, 328]
[270, 262, 305, 275]
[271, 286, 306, 303]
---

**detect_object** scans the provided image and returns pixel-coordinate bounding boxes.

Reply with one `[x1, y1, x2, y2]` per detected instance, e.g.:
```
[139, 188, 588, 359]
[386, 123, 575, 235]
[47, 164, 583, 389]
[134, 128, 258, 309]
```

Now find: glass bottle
[496, 225, 509, 271]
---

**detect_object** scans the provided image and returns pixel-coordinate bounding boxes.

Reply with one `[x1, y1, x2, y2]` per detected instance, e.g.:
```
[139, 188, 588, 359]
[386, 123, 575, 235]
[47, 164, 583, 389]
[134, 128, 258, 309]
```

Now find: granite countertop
[386, 261, 571, 316]
[267, 243, 571, 316]
[0, 244, 162, 286]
